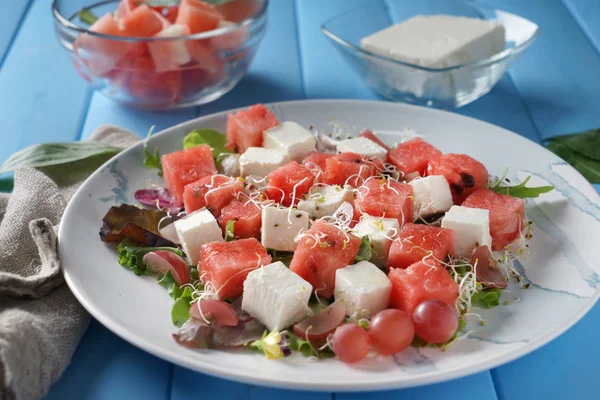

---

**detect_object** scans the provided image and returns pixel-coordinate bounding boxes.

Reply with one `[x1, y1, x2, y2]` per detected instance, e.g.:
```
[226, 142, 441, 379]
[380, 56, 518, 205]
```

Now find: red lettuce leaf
[99, 204, 176, 247]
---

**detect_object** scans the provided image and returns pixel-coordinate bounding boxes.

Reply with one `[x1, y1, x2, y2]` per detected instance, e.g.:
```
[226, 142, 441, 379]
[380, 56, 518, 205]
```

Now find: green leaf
[171, 286, 193, 327]
[158, 270, 185, 299]
[117, 238, 183, 276]
[354, 236, 372, 263]
[225, 220, 235, 242]
[490, 176, 554, 198]
[183, 129, 232, 159]
[546, 140, 600, 183]
[143, 127, 163, 177]
[547, 129, 600, 161]
[0, 142, 122, 174]
[472, 288, 502, 309]
[79, 7, 98, 25]
[286, 332, 335, 358]
[266, 248, 294, 267]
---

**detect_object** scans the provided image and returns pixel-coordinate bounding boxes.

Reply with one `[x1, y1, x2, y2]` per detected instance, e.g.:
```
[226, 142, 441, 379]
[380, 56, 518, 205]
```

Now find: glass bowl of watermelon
[52, 0, 268, 109]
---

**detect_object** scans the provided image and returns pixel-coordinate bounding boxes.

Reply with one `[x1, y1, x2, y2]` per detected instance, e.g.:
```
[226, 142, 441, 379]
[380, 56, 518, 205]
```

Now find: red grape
[331, 324, 371, 363]
[412, 299, 458, 344]
[369, 309, 414, 355]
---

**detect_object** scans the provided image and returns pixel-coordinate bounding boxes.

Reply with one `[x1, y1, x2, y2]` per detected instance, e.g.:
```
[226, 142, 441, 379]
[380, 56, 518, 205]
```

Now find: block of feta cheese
[441, 205, 492, 258]
[174, 209, 223, 265]
[297, 184, 355, 219]
[360, 15, 505, 68]
[261, 206, 310, 251]
[409, 175, 454, 220]
[351, 215, 400, 267]
[334, 261, 392, 318]
[242, 261, 313, 331]
[239, 147, 287, 177]
[263, 122, 317, 162]
[336, 137, 388, 160]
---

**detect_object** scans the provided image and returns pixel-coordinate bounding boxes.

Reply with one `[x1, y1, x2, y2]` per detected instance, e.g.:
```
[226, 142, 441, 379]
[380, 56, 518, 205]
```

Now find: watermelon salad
[99, 103, 554, 363]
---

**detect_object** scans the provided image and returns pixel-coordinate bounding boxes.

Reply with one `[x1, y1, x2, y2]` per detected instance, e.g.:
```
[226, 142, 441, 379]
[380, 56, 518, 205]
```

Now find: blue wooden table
[1, 0, 599, 399]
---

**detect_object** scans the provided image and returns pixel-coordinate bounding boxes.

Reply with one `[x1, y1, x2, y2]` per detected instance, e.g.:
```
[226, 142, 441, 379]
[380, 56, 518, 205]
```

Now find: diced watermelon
[226, 104, 279, 153]
[182, 175, 244, 217]
[387, 223, 454, 269]
[117, 0, 138, 19]
[322, 152, 384, 187]
[264, 162, 315, 206]
[427, 153, 488, 204]
[216, 0, 260, 22]
[354, 177, 414, 226]
[210, 20, 248, 51]
[151, 5, 179, 24]
[387, 138, 442, 178]
[186, 40, 224, 84]
[289, 220, 362, 299]
[121, 5, 165, 37]
[176, 0, 224, 34]
[218, 198, 262, 239]
[359, 129, 389, 151]
[462, 188, 525, 251]
[162, 145, 217, 205]
[199, 238, 271, 300]
[148, 24, 192, 72]
[302, 151, 332, 178]
[388, 262, 459, 315]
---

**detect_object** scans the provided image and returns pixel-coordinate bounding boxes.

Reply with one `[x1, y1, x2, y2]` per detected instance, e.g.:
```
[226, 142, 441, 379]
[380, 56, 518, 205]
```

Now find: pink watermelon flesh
[427, 153, 488, 204]
[217, 198, 262, 239]
[182, 175, 244, 217]
[264, 162, 315, 206]
[354, 177, 414, 227]
[322, 152, 384, 187]
[387, 223, 454, 269]
[387, 138, 442, 178]
[226, 104, 280, 153]
[176, 0, 224, 34]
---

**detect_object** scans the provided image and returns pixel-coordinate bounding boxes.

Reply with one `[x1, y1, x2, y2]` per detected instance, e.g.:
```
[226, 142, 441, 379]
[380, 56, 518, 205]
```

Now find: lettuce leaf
[117, 238, 183, 276]
[99, 204, 175, 246]
[171, 286, 194, 327]
[490, 175, 553, 198]
[354, 236, 372, 263]
[183, 129, 233, 159]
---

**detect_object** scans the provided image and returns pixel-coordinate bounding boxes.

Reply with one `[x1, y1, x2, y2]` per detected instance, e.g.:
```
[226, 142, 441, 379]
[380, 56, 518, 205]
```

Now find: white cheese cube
[336, 137, 388, 160]
[334, 261, 392, 318]
[263, 122, 317, 162]
[297, 184, 355, 219]
[242, 261, 313, 331]
[174, 209, 223, 265]
[351, 215, 400, 267]
[218, 154, 240, 177]
[261, 206, 310, 251]
[239, 147, 288, 177]
[441, 206, 492, 258]
[361, 15, 505, 68]
[409, 175, 453, 220]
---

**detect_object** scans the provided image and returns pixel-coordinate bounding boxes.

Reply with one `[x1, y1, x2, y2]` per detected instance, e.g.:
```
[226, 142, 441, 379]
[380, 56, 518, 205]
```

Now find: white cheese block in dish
[334, 261, 392, 319]
[336, 137, 388, 160]
[174, 209, 223, 265]
[239, 147, 288, 177]
[263, 122, 317, 162]
[360, 15, 505, 68]
[242, 261, 313, 331]
[297, 184, 355, 219]
[409, 175, 453, 220]
[261, 206, 310, 252]
[351, 215, 400, 267]
[441, 205, 492, 258]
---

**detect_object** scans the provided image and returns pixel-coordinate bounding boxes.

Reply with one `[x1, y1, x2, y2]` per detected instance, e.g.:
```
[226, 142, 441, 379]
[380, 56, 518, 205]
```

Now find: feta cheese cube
[263, 122, 317, 162]
[351, 215, 400, 267]
[334, 261, 392, 318]
[174, 209, 223, 265]
[297, 184, 355, 219]
[239, 147, 288, 177]
[409, 175, 453, 220]
[261, 206, 310, 251]
[361, 15, 505, 68]
[218, 154, 240, 177]
[242, 261, 313, 331]
[441, 206, 492, 258]
[336, 137, 388, 160]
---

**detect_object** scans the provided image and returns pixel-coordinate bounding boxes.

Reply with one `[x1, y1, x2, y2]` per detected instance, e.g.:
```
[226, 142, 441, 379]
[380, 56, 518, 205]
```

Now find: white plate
[59, 100, 600, 391]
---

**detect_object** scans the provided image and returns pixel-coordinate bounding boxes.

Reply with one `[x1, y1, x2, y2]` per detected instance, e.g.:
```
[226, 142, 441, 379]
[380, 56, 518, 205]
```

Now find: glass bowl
[53, 0, 268, 110]
[321, 0, 539, 109]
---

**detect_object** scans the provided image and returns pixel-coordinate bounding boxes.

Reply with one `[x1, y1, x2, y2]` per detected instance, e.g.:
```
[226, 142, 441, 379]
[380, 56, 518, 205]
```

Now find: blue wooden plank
[0, 0, 32, 65]
[0, 0, 90, 164]
[561, 0, 600, 54]
[46, 320, 172, 400]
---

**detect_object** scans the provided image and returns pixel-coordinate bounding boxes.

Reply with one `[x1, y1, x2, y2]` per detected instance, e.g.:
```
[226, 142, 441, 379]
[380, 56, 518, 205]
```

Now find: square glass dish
[321, 0, 540, 108]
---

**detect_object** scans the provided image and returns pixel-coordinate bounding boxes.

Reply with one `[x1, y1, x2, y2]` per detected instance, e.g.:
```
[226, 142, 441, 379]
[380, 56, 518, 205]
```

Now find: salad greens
[354, 236, 372, 263]
[490, 175, 553, 198]
[118, 238, 184, 275]
[472, 288, 502, 309]
[99, 204, 174, 246]
[225, 220, 235, 242]
[183, 129, 234, 162]
[266, 248, 294, 266]
[171, 287, 194, 327]
[546, 129, 600, 183]
[79, 8, 99, 25]
[143, 127, 163, 177]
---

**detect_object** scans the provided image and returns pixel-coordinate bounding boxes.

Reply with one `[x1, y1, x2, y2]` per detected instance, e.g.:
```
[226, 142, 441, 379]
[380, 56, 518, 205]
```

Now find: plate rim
[59, 99, 600, 392]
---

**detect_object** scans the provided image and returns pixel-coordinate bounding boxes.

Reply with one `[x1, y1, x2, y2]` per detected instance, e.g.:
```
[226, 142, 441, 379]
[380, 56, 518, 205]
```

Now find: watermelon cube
[118, 55, 182, 106]
[355, 177, 414, 227]
[199, 238, 271, 300]
[117, 0, 137, 18]
[387, 223, 454, 269]
[218, 198, 262, 239]
[182, 175, 244, 217]
[427, 153, 488, 204]
[462, 188, 525, 251]
[264, 162, 315, 206]
[322, 152, 384, 187]
[148, 24, 192, 73]
[388, 261, 459, 315]
[162, 145, 217, 205]
[120, 4, 165, 37]
[387, 138, 442, 178]
[289, 220, 362, 299]
[302, 151, 333, 179]
[226, 104, 280, 153]
[359, 129, 390, 151]
[175, 0, 224, 34]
